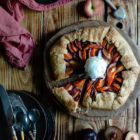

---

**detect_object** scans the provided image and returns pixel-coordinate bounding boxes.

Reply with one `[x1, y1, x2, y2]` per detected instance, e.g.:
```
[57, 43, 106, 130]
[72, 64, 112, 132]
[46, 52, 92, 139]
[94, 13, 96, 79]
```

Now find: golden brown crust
[52, 87, 78, 112]
[50, 26, 110, 80]
[50, 25, 140, 111]
[82, 26, 140, 110]
[82, 92, 117, 109]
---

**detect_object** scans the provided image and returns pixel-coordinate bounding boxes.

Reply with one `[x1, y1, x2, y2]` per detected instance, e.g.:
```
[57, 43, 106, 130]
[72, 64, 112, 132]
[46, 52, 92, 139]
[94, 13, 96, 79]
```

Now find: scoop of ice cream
[84, 56, 108, 80]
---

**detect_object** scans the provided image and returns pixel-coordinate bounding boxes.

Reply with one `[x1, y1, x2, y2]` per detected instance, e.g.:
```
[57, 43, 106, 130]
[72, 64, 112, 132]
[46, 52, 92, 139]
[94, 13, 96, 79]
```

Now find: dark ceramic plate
[35, 0, 59, 4]
[0, 90, 55, 140]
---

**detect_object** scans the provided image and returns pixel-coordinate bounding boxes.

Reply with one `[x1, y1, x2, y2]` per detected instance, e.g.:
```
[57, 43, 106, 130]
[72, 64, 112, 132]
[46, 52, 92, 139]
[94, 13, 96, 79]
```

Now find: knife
[0, 85, 18, 140]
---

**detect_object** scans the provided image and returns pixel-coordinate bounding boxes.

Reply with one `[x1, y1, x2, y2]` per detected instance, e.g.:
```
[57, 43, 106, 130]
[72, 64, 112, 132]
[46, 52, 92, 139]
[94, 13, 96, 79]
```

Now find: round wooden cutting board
[43, 20, 140, 121]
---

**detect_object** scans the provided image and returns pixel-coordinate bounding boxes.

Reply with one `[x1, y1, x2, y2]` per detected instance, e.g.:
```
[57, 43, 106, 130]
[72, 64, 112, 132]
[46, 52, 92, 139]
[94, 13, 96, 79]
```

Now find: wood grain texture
[0, 0, 139, 139]
[106, 0, 138, 133]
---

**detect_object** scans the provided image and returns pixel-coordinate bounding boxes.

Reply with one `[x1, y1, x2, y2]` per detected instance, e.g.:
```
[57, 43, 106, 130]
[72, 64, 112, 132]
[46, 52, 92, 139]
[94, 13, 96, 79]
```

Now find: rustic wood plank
[11, 8, 42, 94]
[43, 2, 79, 139]
[137, 0, 140, 135]
[107, 0, 138, 133]
[73, 0, 107, 136]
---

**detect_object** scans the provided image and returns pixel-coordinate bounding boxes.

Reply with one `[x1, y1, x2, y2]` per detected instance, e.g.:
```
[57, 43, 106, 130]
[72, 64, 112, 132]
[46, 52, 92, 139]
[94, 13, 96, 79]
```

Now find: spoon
[28, 108, 40, 140]
[16, 112, 31, 140]
[104, 0, 126, 19]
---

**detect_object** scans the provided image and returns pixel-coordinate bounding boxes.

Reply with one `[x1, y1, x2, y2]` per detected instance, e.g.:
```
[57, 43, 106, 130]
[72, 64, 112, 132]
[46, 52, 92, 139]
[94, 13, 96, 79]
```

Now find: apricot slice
[116, 64, 124, 73]
[114, 77, 123, 83]
[108, 44, 114, 54]
[90, 48, 98, 57]
[102, 39, 107, 48]
[94, 78, 104, 89]
[113, 52, 120, 62]
[66, 68, 73, 75]
[86, 81, 94, 91]
[107, 67, 117, 86]
[112, 83, 121, 92]
[102, 48, 111, 61]
[71, 42, 78, 52]
[74, 79, 86, 87]
[75, 40, 82, 50]
[97, 86, 110, 92]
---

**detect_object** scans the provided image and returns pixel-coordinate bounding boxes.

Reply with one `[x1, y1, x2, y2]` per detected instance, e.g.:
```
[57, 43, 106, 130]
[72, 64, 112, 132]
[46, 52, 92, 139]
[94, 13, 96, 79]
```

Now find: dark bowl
[35, 0, 59, 4]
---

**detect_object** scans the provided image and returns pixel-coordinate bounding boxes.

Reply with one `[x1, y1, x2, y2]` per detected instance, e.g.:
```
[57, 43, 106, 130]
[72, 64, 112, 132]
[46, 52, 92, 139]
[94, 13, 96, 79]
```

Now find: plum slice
[125, 131, 139, 140]
[75, 40, 82, 50]
[64, 52, 72, 61]
[101, 39, 107, 48]
[116, 64, 124, 73]
[112, 83, 121, 92]
[105, 126, 123, 140]
[94, 78, 104, 89]
[96, 86, 110, 92]
[108, 44, 115, 55]
[112, 52, 120, 62]
[102, 48, 111, 61]
[106, 66, 117, 86]
[71, 42, 78, 52]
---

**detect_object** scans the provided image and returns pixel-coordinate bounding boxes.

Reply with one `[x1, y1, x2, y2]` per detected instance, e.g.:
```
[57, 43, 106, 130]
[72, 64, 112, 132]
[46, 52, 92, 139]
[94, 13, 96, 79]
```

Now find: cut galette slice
[52, 79, 86, 112]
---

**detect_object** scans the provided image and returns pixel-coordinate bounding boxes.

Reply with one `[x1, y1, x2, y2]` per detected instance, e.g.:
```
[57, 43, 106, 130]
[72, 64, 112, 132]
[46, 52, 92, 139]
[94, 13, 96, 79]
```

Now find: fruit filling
[63, 79, 86, 102]
[64, 39, 125, 101]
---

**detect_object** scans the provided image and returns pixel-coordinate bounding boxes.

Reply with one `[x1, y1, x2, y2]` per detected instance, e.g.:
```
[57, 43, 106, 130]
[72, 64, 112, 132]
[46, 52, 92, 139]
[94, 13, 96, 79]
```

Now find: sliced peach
[74, 79, 86, 87]
[112, 83, 121, 92]
[73, 89, 80, 98]
[87, 86, 92, 95]
[94, 78, 104, 89]
[84, 43, 101, 50]
[86, 80, 94, 91]
[78, 51, 83, 60]
[108, 44, 114, 54]
[66, 68, 73, 75]
[74, 94, 81, 102]
[82, 49, 87, 60]
[107, 67, 117, 86]
[102, 48, 111, 61]
[75, 40, 82, 50]
[102, 39, 107, 48]
[116, 64, 124, 73]
[90, 48, 98, 57]
[97, 86, 110, 92]
[112, 52, 120, 61]
[71, 42, 78, 52]
[114, 77, 123, 83]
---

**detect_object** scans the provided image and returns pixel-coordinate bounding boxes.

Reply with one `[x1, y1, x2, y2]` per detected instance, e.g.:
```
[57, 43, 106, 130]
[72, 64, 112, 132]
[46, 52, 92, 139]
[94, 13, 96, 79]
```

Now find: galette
[50, 26, 140, 112]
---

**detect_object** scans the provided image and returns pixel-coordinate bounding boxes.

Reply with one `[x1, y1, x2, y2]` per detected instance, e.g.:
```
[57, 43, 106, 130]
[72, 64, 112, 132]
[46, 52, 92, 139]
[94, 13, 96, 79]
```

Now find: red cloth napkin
[0, 6, 34, 69]
[0, 0, 73, 69]
[19, 0, 73, 11]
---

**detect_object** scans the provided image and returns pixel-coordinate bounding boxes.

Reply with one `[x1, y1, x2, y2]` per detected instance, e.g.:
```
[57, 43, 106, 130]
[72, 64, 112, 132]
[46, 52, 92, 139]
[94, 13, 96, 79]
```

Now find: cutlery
[16, 112, 31, 140]
[0, 85, 18, 140]
[104, 0, 126, 19]
[29, 108, 40, 140]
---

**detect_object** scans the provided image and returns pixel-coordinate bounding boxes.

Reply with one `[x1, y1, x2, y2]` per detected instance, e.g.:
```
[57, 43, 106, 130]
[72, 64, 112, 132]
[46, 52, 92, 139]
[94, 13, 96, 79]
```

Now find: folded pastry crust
[52, 87, 78, 112]
[50, 26, 140, 111]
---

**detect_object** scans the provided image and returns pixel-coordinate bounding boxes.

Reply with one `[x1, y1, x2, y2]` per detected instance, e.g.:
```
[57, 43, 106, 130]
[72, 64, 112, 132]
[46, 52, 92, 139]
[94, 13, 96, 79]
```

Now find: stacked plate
[0, 90, 55, 140]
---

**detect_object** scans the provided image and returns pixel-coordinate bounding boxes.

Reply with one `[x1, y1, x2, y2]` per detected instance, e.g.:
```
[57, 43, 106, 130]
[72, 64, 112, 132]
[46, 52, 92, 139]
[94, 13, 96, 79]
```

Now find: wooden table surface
[0, 0, 140, 139]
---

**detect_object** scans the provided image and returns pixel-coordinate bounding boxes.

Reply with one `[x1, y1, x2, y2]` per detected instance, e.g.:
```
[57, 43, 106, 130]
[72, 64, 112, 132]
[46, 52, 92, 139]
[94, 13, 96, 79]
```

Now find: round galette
[50, 26, 140, 112]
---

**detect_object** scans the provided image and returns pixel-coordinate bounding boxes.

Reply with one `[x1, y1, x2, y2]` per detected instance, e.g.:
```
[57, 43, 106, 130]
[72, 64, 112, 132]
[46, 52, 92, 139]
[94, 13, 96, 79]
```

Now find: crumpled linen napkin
[0, 0, 73, 69]
[0, 6, 34, 69]
[19, 0, 73, 11]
